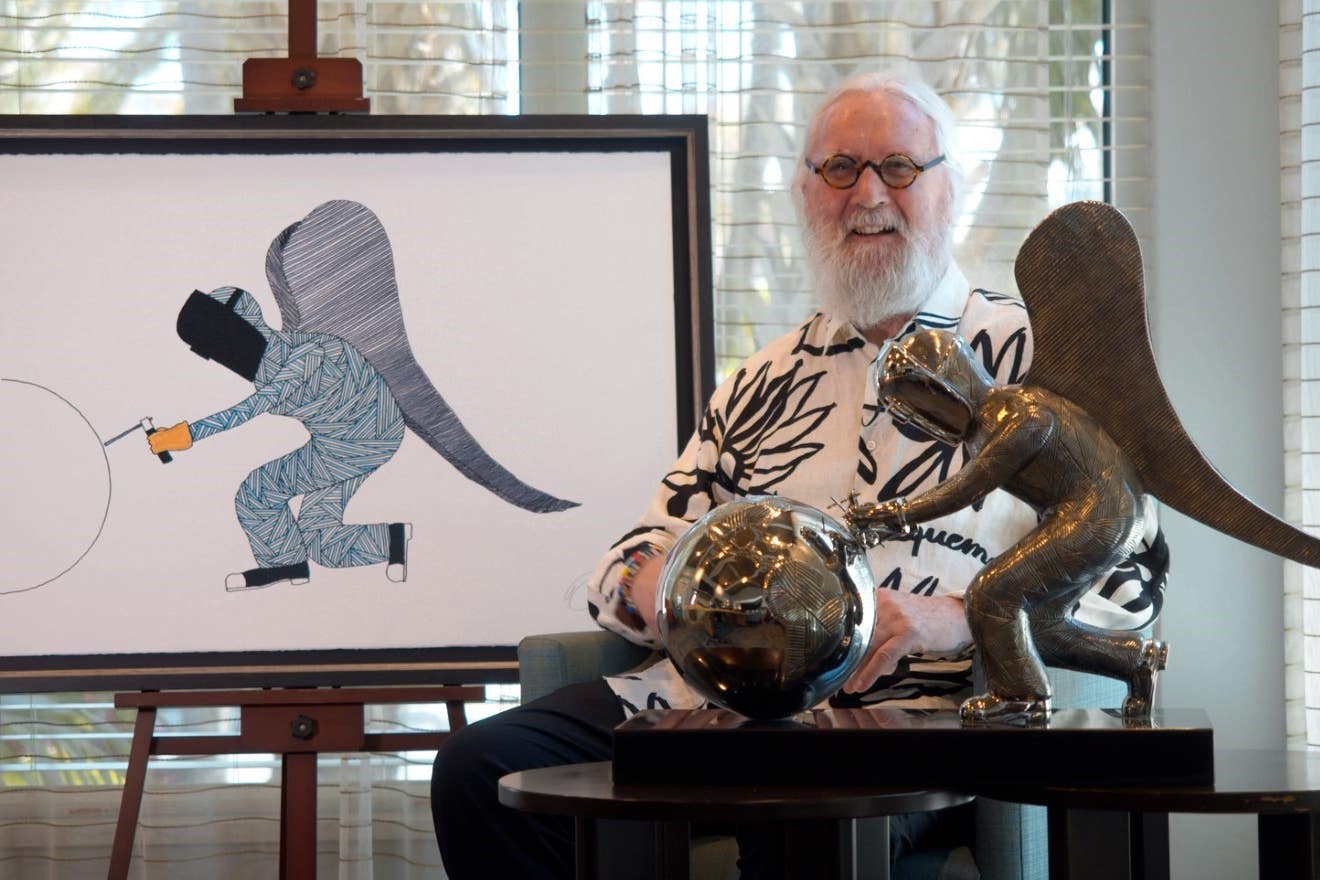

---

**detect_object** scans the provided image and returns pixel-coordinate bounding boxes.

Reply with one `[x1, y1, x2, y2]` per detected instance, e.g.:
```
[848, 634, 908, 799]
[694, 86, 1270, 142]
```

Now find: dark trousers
[430, 679, 971, 879]
[432, 681, 618, 879]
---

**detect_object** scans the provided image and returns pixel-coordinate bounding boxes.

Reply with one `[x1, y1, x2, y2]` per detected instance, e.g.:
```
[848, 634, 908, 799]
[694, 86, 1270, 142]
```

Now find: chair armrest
[518, 630, 655, 704]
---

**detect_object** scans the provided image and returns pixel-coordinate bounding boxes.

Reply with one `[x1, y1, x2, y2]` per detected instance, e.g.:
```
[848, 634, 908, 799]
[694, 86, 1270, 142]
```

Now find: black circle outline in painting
[1, 378, 112, 595]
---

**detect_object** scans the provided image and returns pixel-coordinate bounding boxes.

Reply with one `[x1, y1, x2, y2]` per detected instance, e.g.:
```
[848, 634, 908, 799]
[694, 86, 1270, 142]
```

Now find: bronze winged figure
[846, 201, 1320, 725]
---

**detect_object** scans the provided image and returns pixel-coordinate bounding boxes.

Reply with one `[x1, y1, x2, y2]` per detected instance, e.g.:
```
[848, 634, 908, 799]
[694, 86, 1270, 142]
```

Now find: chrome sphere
[657, 495, 876, 719]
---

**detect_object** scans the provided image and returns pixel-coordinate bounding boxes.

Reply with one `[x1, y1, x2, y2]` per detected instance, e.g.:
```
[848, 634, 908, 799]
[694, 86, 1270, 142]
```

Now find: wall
[1148, 1, 1284, 877]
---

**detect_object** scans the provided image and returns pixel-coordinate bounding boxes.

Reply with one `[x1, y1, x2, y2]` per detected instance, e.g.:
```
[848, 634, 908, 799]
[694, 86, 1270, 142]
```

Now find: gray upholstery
[517, 629, 1127, 880]
[518, 630, 652, 704]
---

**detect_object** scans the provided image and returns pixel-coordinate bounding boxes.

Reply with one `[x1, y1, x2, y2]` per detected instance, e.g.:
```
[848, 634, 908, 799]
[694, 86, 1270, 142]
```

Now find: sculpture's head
[876, 328, 992, 444]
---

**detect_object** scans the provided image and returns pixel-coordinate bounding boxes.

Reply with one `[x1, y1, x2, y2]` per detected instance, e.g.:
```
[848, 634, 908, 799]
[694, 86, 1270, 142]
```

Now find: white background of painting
[0, 149, 680, 655]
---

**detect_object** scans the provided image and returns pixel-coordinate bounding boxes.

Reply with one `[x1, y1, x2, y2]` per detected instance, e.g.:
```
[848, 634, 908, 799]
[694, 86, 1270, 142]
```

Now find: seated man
[431, 69, 1167, 880]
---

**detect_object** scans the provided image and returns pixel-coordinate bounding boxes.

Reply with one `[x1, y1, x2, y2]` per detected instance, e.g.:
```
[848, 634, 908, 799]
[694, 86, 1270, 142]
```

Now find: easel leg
[281, 752, 318, 879]
[108, 706, 156, 880]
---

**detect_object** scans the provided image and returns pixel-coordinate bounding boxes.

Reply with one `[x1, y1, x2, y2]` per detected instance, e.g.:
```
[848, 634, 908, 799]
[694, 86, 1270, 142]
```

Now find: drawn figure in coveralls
[148, 200, 577, 591]
[150, 286, 407, 591]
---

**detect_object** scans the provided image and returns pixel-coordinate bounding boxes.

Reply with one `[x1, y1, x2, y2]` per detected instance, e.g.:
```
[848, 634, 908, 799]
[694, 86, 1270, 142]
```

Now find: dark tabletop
[966, 748, 1320, 813]
[498, 761, 973, 822]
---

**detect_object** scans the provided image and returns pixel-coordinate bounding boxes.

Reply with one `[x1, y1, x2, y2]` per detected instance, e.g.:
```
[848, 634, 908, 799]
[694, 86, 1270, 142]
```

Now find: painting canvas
[0, 117, 711, 689]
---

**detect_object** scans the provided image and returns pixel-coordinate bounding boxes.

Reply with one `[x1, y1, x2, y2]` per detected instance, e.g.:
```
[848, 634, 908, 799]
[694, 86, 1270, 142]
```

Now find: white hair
[793, 70, 964, 208]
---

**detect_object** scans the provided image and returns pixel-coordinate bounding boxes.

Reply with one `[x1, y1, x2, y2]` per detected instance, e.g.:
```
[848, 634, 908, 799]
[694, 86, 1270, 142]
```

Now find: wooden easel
[233, 0, 369, 113]
[108, 686, 482, 880]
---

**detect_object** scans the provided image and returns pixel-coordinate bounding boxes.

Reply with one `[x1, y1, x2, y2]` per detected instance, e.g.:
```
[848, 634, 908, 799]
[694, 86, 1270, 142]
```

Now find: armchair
[518, 629, 1124, 880]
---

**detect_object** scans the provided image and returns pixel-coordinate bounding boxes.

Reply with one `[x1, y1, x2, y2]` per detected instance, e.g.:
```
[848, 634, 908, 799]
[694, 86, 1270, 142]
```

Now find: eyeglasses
[804, 153, 946, 190]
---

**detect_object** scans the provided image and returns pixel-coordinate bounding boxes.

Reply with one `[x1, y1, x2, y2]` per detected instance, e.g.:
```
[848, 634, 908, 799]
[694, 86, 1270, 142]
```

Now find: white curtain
[1282, 0, 1320, 751]
[0, 2, 517, 115]
[0, 691, 516, 879]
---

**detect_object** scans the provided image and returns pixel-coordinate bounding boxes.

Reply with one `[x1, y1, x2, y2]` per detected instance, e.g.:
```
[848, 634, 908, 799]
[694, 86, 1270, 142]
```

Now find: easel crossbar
[146, 731, 452, 755]
[114, 685, 485, 709]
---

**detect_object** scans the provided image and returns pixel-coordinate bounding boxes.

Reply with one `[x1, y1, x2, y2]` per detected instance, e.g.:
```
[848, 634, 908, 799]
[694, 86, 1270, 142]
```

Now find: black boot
[225, 561, 310, 592]
[388, 523, 412, 583]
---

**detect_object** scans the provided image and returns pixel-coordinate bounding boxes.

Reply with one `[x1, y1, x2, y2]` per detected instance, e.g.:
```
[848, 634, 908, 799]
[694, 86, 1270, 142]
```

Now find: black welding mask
[176, 289, 268, 382]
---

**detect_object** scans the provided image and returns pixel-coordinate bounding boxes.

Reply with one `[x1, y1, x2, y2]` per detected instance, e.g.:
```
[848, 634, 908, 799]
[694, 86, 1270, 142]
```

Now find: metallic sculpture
[657, 495, 876, 719]
[657, 201, 1320, 725]
[843, 330, 1164, 724]
[847, 200, 1320, 725]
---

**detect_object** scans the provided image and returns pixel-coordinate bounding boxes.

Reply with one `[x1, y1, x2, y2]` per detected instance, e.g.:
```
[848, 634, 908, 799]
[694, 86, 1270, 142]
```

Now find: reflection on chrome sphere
[657, 495, 876, 719]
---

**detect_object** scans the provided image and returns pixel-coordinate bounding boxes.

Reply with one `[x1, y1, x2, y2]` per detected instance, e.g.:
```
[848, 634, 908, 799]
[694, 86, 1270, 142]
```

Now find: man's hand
[624, 551, 666, 636]
[149, 421, 193, 454]
[843, 590, 971, 693]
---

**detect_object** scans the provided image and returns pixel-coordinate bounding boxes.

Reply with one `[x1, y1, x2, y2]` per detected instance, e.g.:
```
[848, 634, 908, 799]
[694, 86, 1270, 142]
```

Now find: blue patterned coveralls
[189, 287, 405, 570]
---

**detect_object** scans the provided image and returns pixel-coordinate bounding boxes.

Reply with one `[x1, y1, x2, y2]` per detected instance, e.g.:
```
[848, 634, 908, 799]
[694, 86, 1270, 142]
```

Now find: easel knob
[234, 0, 369, 113]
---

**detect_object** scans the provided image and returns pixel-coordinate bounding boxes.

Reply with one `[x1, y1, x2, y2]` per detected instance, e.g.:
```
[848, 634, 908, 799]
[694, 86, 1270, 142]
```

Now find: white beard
[802, 205, 952, 332]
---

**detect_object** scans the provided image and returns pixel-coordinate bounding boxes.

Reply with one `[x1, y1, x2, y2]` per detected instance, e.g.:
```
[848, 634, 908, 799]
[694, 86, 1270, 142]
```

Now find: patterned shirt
[587, 264, 1166, 716]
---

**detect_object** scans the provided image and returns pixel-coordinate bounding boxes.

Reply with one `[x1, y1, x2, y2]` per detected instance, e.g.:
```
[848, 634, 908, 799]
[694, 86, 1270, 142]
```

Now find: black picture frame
[0, 115, 713, 692]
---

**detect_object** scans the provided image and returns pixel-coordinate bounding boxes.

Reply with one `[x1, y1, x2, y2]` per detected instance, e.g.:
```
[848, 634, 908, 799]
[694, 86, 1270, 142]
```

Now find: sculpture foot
[1122, 638, 1169, 722]
[959, 692, 1051, 726]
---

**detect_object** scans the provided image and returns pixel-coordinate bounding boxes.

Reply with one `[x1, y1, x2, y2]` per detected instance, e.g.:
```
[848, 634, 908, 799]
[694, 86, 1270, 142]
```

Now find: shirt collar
[821, 259, 970, 349]
[912, 261, 970, 329]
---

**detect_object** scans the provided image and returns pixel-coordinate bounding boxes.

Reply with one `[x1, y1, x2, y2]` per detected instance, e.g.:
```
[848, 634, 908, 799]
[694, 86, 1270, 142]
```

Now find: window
[582, 0, 1145, 374]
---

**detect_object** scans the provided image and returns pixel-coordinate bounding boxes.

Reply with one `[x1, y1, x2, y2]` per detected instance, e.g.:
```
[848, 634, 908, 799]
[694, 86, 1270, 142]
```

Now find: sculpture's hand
[842, 497, 910, 547]
[843, 590, 971, 693]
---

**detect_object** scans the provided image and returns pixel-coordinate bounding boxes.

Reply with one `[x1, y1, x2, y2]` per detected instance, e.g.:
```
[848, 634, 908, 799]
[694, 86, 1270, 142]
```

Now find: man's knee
[432, 720, 501, 805]
[432, 708, 553, 805]
[433, 687, 618, 806]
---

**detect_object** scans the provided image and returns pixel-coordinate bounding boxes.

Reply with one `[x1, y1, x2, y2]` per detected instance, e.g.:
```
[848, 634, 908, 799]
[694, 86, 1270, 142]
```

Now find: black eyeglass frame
[804, 153, 947, 190]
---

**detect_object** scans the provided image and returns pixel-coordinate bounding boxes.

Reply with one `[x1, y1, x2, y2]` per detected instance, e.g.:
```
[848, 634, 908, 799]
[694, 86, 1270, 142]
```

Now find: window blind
[0, 687, 517, 876]
[1, 1, 1151, 875]
[2, 1, 1150, 375]
[0, 2, 518, 114]
[584, 0, 1150, 374]
[1280, 0, 1320, 751]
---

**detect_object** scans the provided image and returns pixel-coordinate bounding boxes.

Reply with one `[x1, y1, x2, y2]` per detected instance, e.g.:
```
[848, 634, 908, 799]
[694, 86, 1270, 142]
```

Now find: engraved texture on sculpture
[844, 330, 1163, 724]
[658, 495, 876, 720]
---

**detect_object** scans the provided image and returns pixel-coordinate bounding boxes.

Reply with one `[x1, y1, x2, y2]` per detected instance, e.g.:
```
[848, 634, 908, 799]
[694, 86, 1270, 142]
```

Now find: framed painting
[0, 115, 712, 691]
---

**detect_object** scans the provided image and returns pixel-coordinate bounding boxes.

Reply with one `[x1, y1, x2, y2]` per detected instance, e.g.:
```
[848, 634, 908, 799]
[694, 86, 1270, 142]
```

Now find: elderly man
[431, 71, 1165, 879]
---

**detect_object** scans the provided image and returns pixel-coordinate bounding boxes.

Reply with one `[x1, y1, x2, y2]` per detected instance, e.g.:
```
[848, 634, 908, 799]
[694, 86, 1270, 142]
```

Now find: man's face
[798, 89, 954, 330]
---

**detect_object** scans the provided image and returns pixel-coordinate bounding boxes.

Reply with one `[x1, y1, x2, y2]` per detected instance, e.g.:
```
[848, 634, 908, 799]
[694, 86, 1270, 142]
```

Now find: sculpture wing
[267, 199, 577, 513]
[1014, 200, 1320, 565]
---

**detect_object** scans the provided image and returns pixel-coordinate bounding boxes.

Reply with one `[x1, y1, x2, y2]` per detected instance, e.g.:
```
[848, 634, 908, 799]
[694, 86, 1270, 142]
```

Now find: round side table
[499, 760, 972, 880]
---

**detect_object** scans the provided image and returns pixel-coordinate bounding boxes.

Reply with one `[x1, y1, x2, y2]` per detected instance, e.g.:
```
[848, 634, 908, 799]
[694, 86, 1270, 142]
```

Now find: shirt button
[866, 440, 877, 450]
